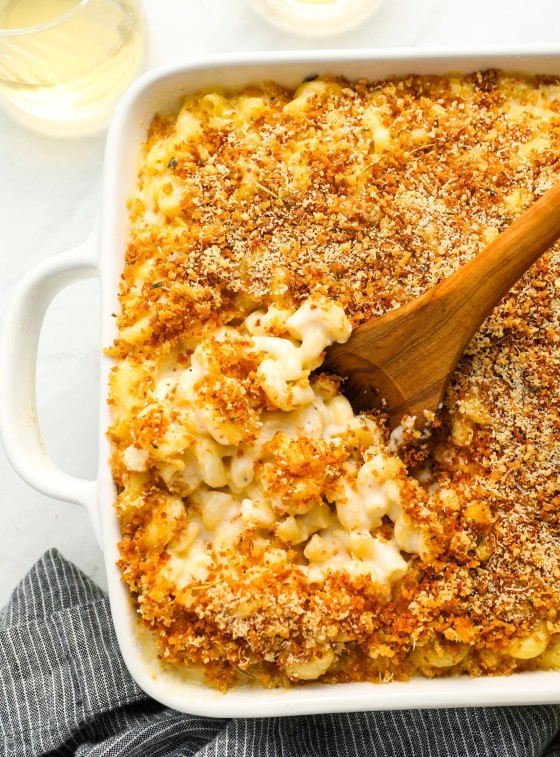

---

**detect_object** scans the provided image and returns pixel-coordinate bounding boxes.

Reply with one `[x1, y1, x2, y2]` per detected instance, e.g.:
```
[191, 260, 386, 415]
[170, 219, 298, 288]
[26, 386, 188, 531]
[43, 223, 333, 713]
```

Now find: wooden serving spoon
[324, 182, 560, 430]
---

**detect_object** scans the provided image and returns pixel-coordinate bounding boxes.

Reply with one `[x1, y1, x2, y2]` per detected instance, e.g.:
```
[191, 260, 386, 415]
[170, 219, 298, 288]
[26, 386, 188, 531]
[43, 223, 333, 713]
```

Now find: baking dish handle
[0, 237, 100, 541]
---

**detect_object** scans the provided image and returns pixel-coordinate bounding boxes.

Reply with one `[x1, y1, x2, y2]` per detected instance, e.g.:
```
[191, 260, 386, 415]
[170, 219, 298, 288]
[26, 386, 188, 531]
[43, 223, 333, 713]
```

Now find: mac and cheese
[109, 70, 560, 689]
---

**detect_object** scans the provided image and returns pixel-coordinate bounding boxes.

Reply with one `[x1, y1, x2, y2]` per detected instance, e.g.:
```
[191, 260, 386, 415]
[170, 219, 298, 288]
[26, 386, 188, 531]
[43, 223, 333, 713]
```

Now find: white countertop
[1, 0, 560, 607]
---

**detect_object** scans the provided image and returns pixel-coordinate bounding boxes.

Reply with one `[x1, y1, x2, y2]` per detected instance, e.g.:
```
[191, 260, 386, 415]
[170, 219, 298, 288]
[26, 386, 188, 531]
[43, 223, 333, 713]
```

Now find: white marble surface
[1, 0, 560, 607]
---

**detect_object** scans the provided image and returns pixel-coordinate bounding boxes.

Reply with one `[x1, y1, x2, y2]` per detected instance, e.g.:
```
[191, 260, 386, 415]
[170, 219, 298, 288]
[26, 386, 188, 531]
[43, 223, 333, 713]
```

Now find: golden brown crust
[109, 70, 560, 688]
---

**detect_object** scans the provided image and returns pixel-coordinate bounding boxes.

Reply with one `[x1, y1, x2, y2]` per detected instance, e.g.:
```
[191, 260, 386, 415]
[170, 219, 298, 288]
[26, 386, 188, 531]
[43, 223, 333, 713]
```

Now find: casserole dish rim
[67, 47, 560, 715]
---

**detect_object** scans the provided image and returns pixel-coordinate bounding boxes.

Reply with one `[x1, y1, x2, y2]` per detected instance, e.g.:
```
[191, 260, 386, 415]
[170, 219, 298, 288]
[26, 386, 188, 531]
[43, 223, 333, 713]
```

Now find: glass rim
[0, 0, 91, 37]
[265, 0, 366, 5]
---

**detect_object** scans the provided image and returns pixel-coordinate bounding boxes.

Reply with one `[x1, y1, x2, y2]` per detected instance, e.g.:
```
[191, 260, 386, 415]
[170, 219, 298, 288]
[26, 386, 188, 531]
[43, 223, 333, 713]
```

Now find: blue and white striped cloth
[2, 549, 560, 757]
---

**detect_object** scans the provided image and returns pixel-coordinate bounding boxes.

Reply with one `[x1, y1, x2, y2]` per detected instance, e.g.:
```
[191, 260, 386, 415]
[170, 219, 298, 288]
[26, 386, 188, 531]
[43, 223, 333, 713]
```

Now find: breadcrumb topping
[109, 70, 560, 690]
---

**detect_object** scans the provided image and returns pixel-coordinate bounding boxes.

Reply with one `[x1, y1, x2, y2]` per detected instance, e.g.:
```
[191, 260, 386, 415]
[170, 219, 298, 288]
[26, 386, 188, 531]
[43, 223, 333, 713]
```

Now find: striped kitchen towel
[2, 549, 560, 757]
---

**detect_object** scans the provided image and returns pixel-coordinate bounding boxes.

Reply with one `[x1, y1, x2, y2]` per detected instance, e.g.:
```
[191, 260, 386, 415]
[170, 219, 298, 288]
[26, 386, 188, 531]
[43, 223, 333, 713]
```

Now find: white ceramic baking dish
[3, 48, 560, 717]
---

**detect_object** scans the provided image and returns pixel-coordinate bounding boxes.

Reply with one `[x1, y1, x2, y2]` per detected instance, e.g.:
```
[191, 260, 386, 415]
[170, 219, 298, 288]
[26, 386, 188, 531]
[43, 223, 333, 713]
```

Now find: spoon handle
[436, 181, 560, 340]
[325, 181, 560, 427]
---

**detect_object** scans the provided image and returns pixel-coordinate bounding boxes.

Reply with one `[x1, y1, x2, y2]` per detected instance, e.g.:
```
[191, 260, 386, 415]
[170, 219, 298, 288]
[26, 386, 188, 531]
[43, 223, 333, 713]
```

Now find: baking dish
[3, 47, 560, 717]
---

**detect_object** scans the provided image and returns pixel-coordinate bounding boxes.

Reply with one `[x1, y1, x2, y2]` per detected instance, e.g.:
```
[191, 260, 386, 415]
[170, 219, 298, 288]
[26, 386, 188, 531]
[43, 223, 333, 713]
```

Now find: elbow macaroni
[112, 294, 429, 682]
[115, 296, 425, 593]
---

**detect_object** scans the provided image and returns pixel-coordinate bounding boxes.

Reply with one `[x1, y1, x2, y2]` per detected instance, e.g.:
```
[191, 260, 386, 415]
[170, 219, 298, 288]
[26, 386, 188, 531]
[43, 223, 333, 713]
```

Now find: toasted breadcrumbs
[108, 70, 560, 690]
